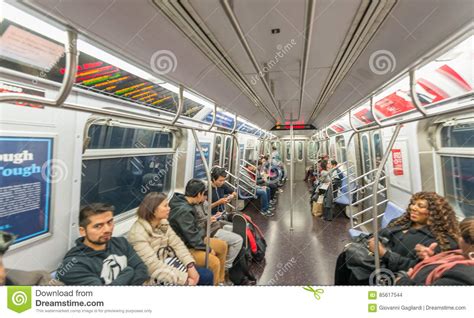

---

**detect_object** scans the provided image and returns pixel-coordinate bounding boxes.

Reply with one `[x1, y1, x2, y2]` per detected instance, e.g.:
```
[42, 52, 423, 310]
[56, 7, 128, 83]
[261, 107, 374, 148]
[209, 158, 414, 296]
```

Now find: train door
[357, 130, 386, 228]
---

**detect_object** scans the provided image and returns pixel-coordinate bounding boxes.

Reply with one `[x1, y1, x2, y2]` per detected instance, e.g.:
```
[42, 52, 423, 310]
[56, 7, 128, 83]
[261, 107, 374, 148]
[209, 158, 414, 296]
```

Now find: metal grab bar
[0, 29, 79, 106]
[343, 176, 388, 196]
[224, 180, 236, 190]
[240, 165, 256, 176]
[351, 188, 387, 206]
[353, 213, 385, 229]
[170, 85, 183, 125]
[352, 199, 389, 218]
[227, 171, 256, 190]
[241, 158, 257, 169]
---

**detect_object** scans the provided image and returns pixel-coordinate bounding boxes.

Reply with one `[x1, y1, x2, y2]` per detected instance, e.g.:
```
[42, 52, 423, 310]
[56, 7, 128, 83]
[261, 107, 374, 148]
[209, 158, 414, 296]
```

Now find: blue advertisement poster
[0, 136, 53, 244]
[193, 142, 210, 179]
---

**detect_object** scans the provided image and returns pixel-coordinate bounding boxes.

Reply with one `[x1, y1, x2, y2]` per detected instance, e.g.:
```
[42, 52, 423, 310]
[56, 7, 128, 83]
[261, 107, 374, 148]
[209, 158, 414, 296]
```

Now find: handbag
[156, 246, 187, 273]
[343, 234, 389, 281]
[312, 201, 323, 217]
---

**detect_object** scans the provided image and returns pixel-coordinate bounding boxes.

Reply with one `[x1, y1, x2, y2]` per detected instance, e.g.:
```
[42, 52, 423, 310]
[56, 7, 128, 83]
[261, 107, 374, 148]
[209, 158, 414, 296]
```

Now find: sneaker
[277, 189, 284, 193]
[264, 210, 275, 217]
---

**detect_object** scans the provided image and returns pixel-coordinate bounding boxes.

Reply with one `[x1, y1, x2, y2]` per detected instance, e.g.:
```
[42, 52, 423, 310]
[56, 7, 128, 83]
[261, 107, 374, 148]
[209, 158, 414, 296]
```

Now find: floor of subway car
[243, 181, 351, 285]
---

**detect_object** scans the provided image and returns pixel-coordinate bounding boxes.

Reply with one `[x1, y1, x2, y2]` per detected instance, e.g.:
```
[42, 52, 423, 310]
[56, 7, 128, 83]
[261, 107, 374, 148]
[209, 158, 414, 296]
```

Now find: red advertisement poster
[391, 148, 403, 176]
[374, 92, 415, 118]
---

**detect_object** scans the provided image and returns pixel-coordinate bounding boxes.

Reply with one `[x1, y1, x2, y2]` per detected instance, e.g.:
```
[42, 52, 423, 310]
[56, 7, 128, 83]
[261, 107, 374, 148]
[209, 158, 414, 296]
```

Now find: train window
[441, 156, 474, 217]
[81, 155, 173, 217]
[440, 123, 474, 148]
[329, 142, 336, 159]
[297, 141, 303, 161]
[373, 132, 383, 167]
[88, 125, 173, 149]
[439, 121, 474, 217]
[213, 135, 222, 166]
[308, 142, 317, 160]
[335, 136, 347, 163]
[82, 124, 175, 217]
[361, 135, 373, 173]
[286, 142, 291, 161]
[223, 136, 232, 170]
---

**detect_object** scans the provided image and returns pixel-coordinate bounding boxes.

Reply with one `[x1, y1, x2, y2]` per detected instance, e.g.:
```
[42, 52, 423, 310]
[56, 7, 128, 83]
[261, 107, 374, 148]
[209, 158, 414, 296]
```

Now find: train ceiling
[15, 0, 474, 130]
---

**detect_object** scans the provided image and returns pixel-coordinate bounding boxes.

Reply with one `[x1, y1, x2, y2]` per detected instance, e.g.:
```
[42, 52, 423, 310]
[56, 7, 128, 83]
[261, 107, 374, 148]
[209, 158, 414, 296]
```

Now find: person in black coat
[397, 217, 474, 285]
[335, 192, 460, 285]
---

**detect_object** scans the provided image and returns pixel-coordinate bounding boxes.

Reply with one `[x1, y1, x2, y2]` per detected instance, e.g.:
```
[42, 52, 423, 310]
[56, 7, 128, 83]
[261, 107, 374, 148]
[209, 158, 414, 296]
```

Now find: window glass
[441, 156, 474, 217]
[373, 132, 383, 167]
[223, 137, 232, 170]
[213, 136, 222, 166]
[286, 142, 291, 161]
[308, 142, 316, 160]
[336, 136, 347, 163]
[88, 125, 173, 149]
[81, 155, 173, 216]
[441, 123, 474, 148]
[361, 135, 372, 173]
[297, 141, 303, 161]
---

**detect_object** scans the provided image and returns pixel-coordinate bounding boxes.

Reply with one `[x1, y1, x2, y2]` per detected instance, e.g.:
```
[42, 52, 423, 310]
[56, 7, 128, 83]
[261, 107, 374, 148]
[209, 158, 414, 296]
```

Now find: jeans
[256, 187, 269, 211]
[214, 225, 244, 269]
[196, 267, 214, 285]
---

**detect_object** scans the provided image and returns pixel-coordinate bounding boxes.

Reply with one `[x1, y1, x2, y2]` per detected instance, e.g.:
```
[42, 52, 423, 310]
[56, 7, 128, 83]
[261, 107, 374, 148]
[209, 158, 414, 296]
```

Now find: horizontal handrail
[241, 159, 257, 169]
[352, 199, 389, 218]
[240, 165, 256, 176]
[353, 213, 384, 229]
[351, 188, 387, 206]
[346, 176, 388, 195]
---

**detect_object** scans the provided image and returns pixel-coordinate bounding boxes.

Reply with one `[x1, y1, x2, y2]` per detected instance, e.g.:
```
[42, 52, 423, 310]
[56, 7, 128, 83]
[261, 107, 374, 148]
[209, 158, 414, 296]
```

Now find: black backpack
[228, 248, 256, 285]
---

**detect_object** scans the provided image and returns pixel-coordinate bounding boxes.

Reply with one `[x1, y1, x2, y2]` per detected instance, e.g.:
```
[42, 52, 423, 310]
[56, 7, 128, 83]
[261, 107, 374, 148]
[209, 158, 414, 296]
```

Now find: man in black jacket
[56, 203, 150, 285]
[169, 179, 228, 285]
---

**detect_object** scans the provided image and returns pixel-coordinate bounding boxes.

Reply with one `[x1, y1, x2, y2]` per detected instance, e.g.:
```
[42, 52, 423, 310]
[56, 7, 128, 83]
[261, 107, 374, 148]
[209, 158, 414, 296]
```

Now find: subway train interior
[0, 0, 473, 287]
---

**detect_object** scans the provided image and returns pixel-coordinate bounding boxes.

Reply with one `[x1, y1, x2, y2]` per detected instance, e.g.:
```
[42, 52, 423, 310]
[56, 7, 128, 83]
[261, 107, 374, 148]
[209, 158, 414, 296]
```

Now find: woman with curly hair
[335, 192, 460, 285]
[397, 217, 474, 285]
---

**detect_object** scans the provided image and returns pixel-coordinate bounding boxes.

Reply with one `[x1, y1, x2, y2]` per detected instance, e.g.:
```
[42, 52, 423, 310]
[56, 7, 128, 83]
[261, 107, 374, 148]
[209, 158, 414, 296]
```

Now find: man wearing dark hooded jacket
[169, 179, 228, 285]
[56, 203, 149, 286]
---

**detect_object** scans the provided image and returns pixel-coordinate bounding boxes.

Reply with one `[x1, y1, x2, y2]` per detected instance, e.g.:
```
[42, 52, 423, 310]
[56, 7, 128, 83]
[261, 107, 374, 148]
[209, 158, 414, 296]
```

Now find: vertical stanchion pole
[191, 129, 213, 268]
[290, 119, 294, 231]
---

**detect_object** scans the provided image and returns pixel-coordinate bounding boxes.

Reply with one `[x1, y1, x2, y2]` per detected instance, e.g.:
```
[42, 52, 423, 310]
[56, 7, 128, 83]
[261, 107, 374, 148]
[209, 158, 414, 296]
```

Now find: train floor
[244, 180, 351, 285]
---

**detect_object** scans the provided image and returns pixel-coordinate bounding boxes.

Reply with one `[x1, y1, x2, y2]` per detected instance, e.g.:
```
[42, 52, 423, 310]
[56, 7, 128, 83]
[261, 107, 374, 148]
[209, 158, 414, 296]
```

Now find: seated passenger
[128, 192, 213, 286]
[335, 192, 459, 285]
[0, 231, 53, 286]
[397, 217, 474, 285]
[328, 159, 344, 192]
[194, 193, 244, 275]
[209, 166, 237, 216]
[169, 179, 228, 285]
[245, 163, 275, 217]
[56, 203, 150, 285]
[257, 158, 278, 202]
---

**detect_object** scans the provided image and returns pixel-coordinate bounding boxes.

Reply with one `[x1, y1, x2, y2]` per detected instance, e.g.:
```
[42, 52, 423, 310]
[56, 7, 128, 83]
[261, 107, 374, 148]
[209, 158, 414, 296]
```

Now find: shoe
[268, 206, 276, 211]
[264, 210, 275, 217]
[240, 278, 257, 286]
[278, 189, 284, 193]
[270, 199, 277, 204]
